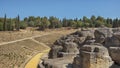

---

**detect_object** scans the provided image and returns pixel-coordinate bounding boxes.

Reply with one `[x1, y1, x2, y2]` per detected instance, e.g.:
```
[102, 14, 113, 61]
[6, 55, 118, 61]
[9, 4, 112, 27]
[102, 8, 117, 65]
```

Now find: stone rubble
[39, 28, 120, 68]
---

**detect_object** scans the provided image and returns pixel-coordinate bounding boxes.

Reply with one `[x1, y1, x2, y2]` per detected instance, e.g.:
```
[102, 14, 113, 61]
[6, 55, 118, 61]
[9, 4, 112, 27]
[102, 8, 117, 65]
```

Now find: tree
[74, 18, 78, 22]
[7, 18, 14, 31]
[82, 16, 91, 27]
[90, 15, 96, 27]
[90, 15, 96, 22]
[96, 16, 103, 21]
[28, 16, 35, 22]
[76, 21, 83, 28]
[84, 22, 90, 28]
[0, 22, 3, 31]
[49, 16, 60, 28]
[28, 21, 35, 27]
[113, 18, 119, 28]
[34, 16, 41, 27]
[24, 17, 28, 22]
[11, 18, 17, 30]
[39, 17, 50, 30]
[95, 20, 104, 27]
[3, 14, 7, 31]
[96, 16, 105, 23]
[62, 18, 68, 27]
[0, 18, 4, 23]
[105, 23, 112, 27]
[94, 16, 106, 27]
[68, 19, 77, 27]
[0, 15, 120, 31]
[105, 18, 113, 27]
[56, 22, 62, 28]
[16, 15, 20, 31]
[20, 21, 27, 29]
[83, 16, 88, 23]
[27, 16, 36, 27]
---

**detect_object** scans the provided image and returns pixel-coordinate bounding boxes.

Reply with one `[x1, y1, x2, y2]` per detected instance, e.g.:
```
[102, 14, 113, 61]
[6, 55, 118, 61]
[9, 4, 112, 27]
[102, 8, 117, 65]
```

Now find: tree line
[0, 14, 120, 31]
[0, 14, 20, 31]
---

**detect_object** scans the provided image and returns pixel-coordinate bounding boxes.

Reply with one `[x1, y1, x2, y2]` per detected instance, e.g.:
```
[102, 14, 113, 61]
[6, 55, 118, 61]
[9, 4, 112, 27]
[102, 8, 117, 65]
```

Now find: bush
[20, 21, 27, 29]
[28, 21, 35, 27]
[55, 23, 62, 28]
[0, 22, 3, 31]
[7, 22, 13, 31]
[105, 23, 112, 28]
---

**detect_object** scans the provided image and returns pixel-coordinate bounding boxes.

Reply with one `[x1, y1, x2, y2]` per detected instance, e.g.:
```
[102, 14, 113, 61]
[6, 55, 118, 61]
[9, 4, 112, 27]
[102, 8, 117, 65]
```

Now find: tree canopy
[0, 14, 120, 31]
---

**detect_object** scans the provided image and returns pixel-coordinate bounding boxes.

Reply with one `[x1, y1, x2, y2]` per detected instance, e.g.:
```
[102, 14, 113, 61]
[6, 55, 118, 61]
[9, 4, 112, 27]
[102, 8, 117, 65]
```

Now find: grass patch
[0, 39, 46, 68]
[34, 33, 64, 47]
[34, 30, 76, 47]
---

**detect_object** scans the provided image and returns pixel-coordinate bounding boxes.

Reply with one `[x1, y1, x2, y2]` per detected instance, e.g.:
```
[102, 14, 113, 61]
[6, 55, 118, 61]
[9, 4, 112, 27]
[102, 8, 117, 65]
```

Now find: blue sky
[0, 0, 120, 20]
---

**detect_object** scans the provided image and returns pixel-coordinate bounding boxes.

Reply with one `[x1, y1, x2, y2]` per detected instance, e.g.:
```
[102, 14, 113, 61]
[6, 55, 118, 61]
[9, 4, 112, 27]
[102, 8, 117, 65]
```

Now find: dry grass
[34, 29, 76, 47]
[0, 39, 47, 68]
[0, 27, 76, 43]
[34, 33, 64, 47]
[0, 30, 46, 43]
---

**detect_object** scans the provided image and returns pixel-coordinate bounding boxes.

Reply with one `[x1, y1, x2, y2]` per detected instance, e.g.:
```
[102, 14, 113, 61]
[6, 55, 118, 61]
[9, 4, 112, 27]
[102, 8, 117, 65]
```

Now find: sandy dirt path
[24, 48, 50, 68]
[24, 38, 51, 68]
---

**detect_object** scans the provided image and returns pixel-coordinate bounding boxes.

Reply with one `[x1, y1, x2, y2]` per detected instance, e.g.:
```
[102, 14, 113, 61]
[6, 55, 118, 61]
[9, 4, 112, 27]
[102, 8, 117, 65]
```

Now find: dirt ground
[34, 30, 76, 47]
[0, 27, 76, 43]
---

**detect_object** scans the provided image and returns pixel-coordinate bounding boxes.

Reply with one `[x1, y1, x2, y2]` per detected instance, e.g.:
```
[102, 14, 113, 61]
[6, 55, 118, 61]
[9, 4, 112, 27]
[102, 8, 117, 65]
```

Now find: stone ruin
[73, 44, 113, 68]
[39, 27, 120, 68]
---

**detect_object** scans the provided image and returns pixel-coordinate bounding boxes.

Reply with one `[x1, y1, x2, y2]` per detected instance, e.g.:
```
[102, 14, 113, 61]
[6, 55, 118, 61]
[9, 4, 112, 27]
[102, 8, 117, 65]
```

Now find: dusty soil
[0, 27, 76, 43]
[34, 30, 76, 47]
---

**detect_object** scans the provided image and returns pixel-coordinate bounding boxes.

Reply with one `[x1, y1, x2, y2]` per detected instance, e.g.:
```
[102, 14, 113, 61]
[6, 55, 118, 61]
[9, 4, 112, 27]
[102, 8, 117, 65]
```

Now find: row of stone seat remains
[40, 27, 120, 68]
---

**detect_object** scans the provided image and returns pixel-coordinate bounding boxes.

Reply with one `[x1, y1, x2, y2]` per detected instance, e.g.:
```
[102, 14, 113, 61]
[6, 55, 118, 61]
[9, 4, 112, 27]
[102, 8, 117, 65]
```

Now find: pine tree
[16, 15, 20, 31]
[3, 14, 7, 31]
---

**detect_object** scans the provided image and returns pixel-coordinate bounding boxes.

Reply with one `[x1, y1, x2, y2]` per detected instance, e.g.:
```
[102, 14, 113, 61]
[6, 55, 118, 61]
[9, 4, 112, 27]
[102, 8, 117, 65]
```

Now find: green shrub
[20, 21, 27, 29]
[0, 22, 3, 31]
